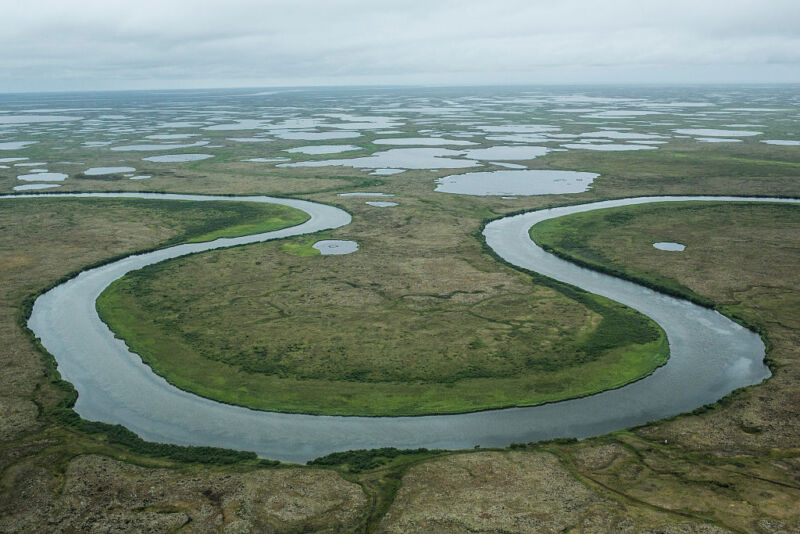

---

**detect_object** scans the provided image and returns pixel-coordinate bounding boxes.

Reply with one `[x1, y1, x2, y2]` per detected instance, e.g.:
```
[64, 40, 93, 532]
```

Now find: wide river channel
[7, 192, 799, 463]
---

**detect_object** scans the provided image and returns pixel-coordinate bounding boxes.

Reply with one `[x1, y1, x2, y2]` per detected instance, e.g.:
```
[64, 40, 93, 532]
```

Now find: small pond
[84, 167, 137, 175]
[561, 143, 657, 151]
[337, 192, 394, 197]
[435, 169, 598, 196]
[17, 172, 68, 182]
[280, 148, 478, 170]
[312, 240, 359, 255]
[653, 242, 686, 251]
[285, 145, 360, 155]
[13, 183, 61, 191]
[112, 141, 208, 151]
[143, 154, 214, 163]
[373, 137, 475, 146]
[463, 146, 548, 160]
[762, 140, 800, 146]
[673, 129, 761, 137]
[277, 131, 361, 141]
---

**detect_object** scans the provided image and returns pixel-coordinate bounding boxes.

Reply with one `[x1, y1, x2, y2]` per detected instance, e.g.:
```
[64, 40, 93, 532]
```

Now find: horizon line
[3, 80, 800, 97]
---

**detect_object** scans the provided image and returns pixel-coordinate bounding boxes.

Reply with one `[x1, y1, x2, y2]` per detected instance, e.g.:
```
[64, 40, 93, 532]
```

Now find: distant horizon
[3, 80, 800, 98]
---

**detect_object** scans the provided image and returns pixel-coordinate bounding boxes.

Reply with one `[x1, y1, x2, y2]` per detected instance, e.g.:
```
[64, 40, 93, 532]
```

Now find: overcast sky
[2, 0, 799, 92]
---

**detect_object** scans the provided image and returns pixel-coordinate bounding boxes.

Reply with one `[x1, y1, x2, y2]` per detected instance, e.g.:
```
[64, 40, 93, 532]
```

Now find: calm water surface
[435, 169, 597, 195]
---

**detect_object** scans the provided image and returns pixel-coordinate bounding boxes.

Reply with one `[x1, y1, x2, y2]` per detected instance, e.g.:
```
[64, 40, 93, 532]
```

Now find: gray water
[763, 140, 800, 146]
[653, 242, 686, 251]
[143, 154, 214, 163]
[370, 168, 405, 175]
[276, 131, 361, 141]
[279, 148, 479, 170]
[285, 145, 360, 155]
[312, 239, 359, 255]
[8, 193, 797, 463]
[462, 146, 549, 161]
[560, 143, 657, 151]
[373, 137, 476, 146]
[673, 129, 762, 137]
[337, 192, 394, 197]
[695, 138, 743, 143]
[13, 183, 61, 191]
[435, 169, 597, 196]
[84, 167, 137, 176]
[111, 141, 209, 151]
[17, 172, 68, 181]
[0, 141, 38, 150]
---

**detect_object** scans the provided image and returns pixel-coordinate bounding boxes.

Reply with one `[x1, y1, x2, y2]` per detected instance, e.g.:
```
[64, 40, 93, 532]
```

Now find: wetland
[2, 85, 800, 532]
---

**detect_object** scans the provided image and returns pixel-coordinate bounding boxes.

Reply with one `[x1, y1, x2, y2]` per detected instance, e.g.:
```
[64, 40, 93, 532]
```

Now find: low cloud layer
[2, 0, 799, 91]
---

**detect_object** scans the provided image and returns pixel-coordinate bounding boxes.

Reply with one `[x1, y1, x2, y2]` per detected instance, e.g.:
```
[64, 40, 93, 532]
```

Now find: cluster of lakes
[4, 93, 793, 200]
[12, 165, 165, 189]
[7, 120, 794, 202]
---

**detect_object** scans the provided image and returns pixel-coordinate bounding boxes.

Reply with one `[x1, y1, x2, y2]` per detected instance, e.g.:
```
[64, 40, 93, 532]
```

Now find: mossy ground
[4, 176, 800, 532]
[96, 209, 667, 416]
[531, 201, 800, 321]
[2, 87, 800, 531]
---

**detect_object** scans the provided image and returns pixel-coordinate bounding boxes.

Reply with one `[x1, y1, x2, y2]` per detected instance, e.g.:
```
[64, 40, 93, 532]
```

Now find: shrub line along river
[4, 192, 798, 463]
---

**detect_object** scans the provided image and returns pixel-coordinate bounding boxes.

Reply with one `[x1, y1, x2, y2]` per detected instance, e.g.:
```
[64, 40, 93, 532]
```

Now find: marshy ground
[95, 196, 665, 416]
[1, 86, 799, 532]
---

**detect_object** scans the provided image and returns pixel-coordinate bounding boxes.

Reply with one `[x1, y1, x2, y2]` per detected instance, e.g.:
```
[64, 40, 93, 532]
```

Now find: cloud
[1, 0, 799, 91]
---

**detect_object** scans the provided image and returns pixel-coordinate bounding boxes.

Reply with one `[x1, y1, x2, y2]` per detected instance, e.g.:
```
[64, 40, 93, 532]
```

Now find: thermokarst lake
[435, 169, 598, 196]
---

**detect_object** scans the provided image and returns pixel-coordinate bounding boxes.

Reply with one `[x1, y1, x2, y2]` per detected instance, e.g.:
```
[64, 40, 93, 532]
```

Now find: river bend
[5, 192, 797, 463]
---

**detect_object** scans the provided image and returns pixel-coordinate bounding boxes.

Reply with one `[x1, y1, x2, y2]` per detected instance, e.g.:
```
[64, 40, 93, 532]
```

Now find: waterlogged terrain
[8, 192, 791, 462]
[2, 85, 798, 196]
[1, 86, 800, 531]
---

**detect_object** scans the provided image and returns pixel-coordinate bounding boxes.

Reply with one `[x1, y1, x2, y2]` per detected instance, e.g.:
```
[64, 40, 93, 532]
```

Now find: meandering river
[6, 192, 798, 463]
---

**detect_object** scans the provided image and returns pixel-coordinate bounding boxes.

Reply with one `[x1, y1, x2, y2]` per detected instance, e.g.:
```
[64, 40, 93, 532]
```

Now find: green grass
[0, 198, 311, 249]
[4, 90, 800, 531]
[530, 200, 800, 379]
[188, 213, 310, 242]
[2, 197, 314, 468]
[96, 231, 669, 416]
[530, 205, 710, 306]
[280, 236, 323, 256]
[530, 201, 800, 309]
